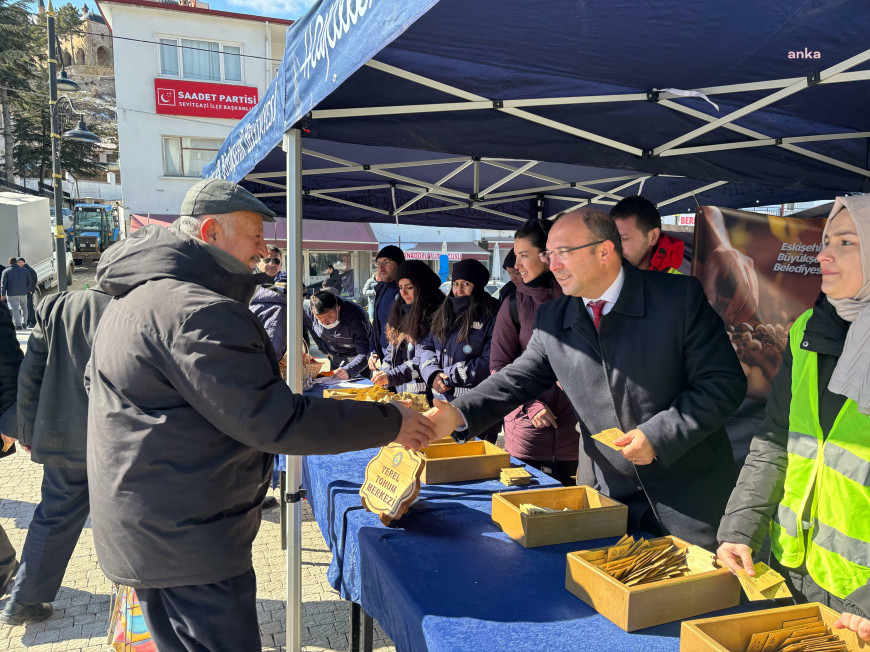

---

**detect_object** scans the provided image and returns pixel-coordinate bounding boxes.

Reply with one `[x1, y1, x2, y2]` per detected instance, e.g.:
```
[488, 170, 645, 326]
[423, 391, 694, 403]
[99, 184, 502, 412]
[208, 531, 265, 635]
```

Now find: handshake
[391, 399, 464, 451]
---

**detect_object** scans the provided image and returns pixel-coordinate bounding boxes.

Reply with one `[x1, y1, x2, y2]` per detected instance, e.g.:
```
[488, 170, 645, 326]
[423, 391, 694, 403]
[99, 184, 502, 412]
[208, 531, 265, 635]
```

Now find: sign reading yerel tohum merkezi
[154, 79, 259, 119]
[360, 443, 424, 525]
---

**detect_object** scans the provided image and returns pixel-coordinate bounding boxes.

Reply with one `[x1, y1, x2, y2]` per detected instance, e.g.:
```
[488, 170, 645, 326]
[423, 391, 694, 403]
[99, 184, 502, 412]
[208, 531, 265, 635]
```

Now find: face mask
[450, 295, 472, 312]
[320, 309, 340, 329]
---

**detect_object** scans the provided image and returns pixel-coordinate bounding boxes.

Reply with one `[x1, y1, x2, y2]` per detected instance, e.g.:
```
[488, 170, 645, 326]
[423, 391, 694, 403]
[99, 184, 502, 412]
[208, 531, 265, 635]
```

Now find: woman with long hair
[420, 259, 500, 440]
[490, 218, 580, 485]
[372, 261, 444, 394]
[718, 197, 870, 627]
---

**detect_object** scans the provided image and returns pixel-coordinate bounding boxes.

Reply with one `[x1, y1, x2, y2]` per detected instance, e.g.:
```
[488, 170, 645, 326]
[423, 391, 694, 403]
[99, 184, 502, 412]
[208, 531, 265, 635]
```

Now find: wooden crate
[420, 441, 510, 484]
[491, 486, 627, 548]
[681, 603, 868, 651]
[565, 535, 740, 631]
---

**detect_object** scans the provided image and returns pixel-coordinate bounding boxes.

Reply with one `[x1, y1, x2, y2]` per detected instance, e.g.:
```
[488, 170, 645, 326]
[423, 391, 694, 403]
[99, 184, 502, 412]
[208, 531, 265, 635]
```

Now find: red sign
[405, 251, 463, 261]
[154, 78, 259, 119]
[678, 214, 696, 225]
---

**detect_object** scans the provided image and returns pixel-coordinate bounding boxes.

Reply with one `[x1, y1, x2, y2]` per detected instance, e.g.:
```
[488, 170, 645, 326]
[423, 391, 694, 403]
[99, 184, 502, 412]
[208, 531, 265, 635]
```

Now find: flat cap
[181, 179, 276, 222]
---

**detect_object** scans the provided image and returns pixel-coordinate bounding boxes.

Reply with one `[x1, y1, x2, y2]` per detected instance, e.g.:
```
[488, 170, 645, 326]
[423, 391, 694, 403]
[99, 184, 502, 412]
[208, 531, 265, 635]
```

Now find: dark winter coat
[419, 295, 500, 401]
[717, 295, 870, 617]
[303, 297, 371, 377]
[370, 280, 399, 359]
[452, 262, 746, 548]
[17, 290, 110, 468]
[86, 225, 402, 589]
[249, 285, 288, 359]
[498, 281, 516, 302]
[0, 303, 22, 428]
[382, 336, 427, 394]
[1, 265, 34, 297]
[490, 276, 578, 461]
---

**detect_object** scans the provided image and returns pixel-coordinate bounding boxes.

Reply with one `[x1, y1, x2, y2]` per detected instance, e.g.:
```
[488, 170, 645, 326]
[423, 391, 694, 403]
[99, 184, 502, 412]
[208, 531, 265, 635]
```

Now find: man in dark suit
[0, 302, 23, 597]
[427, 208, 746, 548]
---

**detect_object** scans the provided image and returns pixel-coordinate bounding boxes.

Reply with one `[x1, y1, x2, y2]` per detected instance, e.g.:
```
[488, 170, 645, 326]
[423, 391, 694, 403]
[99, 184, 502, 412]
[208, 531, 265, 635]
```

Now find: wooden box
[420, 441, 510, 484]
[565, 535, 740, 631]
[681, 603, 868, 651]
[491, 486, 627, 548]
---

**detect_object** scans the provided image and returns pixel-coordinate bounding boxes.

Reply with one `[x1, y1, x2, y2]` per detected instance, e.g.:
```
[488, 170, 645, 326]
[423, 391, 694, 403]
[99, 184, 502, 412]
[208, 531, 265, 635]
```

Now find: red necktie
[587, 300, 606, 331]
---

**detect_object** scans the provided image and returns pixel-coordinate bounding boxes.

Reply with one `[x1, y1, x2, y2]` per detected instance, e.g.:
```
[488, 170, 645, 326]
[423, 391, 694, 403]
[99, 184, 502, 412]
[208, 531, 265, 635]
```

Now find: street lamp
[47, 1, 100, 291]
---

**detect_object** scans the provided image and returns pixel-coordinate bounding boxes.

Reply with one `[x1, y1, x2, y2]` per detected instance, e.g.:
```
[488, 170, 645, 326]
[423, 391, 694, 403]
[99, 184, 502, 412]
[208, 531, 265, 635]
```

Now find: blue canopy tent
[203, 1, 870, 648]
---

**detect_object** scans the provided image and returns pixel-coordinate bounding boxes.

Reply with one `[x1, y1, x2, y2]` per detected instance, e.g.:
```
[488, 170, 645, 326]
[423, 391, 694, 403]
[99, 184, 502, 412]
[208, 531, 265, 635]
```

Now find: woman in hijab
[489, 219, 579, 485]
[373, 261, 444, 395]
[717, 196, 870, 622]
[419, 259, 501, 440]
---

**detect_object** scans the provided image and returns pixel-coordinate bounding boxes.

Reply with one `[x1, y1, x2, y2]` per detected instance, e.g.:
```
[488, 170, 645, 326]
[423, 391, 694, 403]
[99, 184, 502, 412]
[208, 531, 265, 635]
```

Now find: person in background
[304, 290, 372, 380]
[0, 302, 23, 599]
[717, 196, 870, 620]
[610, 195, 684, 274]
[22, 261, 38, 329]
[362, 271, 379, 320]
[367, 246, 405, 369]
[323, 264, 342, 293]
[260, 246, 284, 283]
[373, 261, 444, 395]
[0, 288, 110, 625]
[490, 219, 579, 485]
[498, 249, 521, 301]
[1, 257, 34, 330]
[420, 259, 501, 442]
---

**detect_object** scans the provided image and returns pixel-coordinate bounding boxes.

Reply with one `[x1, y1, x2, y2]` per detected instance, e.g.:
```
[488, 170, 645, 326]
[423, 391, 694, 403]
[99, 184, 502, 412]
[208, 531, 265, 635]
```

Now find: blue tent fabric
[207, 0, 870, 226]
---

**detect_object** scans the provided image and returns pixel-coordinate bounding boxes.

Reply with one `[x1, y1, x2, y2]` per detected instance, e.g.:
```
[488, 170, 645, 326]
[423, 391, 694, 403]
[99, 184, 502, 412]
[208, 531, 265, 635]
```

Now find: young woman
[372, 261, 444, 395]
[490, 219, 579, 485]
[718, 196, 870, 620]
[420, 259, 500, 441]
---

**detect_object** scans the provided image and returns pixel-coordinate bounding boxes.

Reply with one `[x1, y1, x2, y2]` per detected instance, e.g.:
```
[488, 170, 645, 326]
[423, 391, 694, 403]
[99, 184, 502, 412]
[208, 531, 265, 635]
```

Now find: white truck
[0, 192, 75, 300]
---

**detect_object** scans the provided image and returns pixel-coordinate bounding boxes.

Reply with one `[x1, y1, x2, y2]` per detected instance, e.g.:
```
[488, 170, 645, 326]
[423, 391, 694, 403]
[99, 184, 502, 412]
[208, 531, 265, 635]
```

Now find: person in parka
[250, 284, 288, 360]
[304, 291, 372, 380]
[718, 197, 870, 623]
[373, 261, 444, 395]
[491, 219, 579, 485]
[420, 259, 500, 440]
[84, 179, 436, 652]
[367, 245, 405, 366]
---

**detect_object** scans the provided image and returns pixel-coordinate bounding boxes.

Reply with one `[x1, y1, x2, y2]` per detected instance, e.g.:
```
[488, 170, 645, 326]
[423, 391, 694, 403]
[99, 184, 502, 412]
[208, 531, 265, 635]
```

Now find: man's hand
[432, 373, 450, 395]
[391, 403, 438, 451]
[702, 246, 759, 326]
[834, 613, 870, 642]
[423, 399, 464, 439]
[372, 371, 389, 386]
[530, 406, 558, 429]
[368, 353, 380, 371]
[614, 429, 656, 465]
[716, 542, 755, 576]
[332, 368, 349, 381]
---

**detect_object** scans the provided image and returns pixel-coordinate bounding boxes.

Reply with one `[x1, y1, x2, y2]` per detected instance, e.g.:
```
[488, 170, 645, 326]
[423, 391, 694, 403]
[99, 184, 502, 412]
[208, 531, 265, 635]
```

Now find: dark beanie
[376, 245, 405, 265]
[452, 259, 490, 292]
[397, 260, 441, 292]
[502, 249, 516, 270]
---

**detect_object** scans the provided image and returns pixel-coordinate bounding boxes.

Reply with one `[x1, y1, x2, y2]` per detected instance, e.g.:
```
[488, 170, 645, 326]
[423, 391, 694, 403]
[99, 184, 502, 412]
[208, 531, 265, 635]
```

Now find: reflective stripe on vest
[770, 308, 870, 599]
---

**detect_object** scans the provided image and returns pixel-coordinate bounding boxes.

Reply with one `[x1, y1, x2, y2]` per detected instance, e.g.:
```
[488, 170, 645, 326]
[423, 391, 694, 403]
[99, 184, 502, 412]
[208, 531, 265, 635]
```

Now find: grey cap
[180, 179, 276, 222]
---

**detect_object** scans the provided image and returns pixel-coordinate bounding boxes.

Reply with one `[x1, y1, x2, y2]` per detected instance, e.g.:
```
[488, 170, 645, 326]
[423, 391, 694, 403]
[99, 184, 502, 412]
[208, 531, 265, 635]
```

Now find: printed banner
[154, 79, 258, 119]
[692, 206, 827, 400]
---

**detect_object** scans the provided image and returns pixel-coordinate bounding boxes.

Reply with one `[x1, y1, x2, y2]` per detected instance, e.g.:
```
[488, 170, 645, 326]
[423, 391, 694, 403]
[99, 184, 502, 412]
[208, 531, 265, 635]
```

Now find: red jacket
[490, 275, 578, 461]
[648, 232, 685, 273]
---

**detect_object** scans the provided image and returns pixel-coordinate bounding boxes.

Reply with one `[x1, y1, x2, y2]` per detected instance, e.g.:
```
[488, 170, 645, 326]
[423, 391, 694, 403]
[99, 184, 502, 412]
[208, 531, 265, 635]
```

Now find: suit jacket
[453, 262, 746, 547]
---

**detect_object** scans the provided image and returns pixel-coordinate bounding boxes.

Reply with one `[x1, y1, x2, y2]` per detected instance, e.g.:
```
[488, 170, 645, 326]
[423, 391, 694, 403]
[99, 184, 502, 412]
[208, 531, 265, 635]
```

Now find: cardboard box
[491, 486, 627, 548]
[420, 441, 510, 484]
[565, 535, 740, 631]
[681, 602, 868, 651]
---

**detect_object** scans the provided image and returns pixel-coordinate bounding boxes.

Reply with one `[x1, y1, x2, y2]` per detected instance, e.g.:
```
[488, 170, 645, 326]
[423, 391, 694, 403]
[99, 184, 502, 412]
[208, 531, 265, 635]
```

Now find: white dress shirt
[581, 266, 625, 321]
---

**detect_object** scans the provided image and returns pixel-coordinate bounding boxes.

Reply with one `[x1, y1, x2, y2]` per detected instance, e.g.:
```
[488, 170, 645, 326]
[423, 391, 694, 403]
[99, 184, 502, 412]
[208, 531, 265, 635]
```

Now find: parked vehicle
[69, 203, 119, 264]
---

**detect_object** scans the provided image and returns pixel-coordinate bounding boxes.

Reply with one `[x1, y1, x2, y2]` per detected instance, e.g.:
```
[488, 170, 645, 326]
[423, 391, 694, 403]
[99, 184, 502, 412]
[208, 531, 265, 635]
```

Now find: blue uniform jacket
[369, 281, 399, 359]
[419, 311, 496, 400]
[304, 298, 372, 377]
[381, 337, 427, 394]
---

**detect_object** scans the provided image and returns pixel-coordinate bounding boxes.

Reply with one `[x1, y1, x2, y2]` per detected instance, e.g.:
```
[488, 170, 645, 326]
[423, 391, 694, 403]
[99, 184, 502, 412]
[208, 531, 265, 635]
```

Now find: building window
[162, 136, 222, 177]
[158, 37, 243, 82]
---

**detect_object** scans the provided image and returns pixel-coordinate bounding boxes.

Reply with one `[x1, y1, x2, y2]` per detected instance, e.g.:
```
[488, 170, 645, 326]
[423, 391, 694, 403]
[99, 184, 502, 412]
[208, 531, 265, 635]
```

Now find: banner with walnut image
[692, 206, 827, 401]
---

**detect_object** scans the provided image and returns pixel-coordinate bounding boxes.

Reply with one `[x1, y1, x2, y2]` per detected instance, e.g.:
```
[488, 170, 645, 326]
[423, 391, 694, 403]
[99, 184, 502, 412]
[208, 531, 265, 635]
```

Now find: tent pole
[284, 127, 303, 652]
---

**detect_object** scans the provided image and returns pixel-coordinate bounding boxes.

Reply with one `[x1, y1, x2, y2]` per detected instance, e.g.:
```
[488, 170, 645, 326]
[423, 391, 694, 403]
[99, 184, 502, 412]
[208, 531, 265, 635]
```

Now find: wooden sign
[360, 443, 424, 525]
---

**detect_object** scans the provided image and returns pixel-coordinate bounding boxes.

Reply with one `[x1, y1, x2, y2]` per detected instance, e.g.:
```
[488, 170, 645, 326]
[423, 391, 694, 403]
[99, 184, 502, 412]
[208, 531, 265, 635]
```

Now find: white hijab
[824, 196, 870, 415]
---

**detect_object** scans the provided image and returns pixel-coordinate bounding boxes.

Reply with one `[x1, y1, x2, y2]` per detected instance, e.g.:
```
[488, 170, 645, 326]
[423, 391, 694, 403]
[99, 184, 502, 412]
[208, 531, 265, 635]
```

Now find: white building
[97, 0, 291, 216]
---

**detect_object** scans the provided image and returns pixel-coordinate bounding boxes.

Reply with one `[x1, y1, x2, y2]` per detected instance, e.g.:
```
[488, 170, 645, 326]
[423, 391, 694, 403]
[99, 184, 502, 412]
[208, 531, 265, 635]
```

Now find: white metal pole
[283, 128, 303, 652]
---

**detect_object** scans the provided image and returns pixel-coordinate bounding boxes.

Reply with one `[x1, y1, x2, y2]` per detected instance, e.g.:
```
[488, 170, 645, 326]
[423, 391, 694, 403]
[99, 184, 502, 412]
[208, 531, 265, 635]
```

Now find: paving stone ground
[1, 266, 396, 651]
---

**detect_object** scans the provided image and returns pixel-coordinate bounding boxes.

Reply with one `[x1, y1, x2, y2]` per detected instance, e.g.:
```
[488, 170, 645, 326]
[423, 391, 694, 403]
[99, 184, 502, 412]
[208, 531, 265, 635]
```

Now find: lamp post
[46, 1, 99, 292]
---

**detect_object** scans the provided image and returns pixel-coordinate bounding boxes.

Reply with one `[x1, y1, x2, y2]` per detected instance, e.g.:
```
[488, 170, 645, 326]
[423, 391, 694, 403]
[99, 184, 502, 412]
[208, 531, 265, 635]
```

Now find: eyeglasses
[263, 258, 281, 264]
[375, 259, 396, 268]
[539, 241, 605, 264]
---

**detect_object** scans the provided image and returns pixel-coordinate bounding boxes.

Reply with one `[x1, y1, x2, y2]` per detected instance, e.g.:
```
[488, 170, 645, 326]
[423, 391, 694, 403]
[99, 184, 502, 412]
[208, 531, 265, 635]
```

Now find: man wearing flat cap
[85, 179, 437, 651]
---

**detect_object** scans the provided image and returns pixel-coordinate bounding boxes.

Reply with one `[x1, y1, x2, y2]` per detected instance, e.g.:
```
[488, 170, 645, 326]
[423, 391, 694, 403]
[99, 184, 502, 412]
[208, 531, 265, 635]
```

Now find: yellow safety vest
[769, 309, 870, 598]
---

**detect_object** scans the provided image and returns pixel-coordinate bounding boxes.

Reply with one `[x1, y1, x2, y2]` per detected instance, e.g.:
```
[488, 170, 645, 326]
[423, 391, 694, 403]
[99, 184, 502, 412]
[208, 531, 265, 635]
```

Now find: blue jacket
[419, 304, 497, 401]
[1, 265, 34, 297]
[382, 337, 427, 394]
[369, 280, 399, 359]
[304, 297, 372, 377]
[249, 286, 287, 360]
